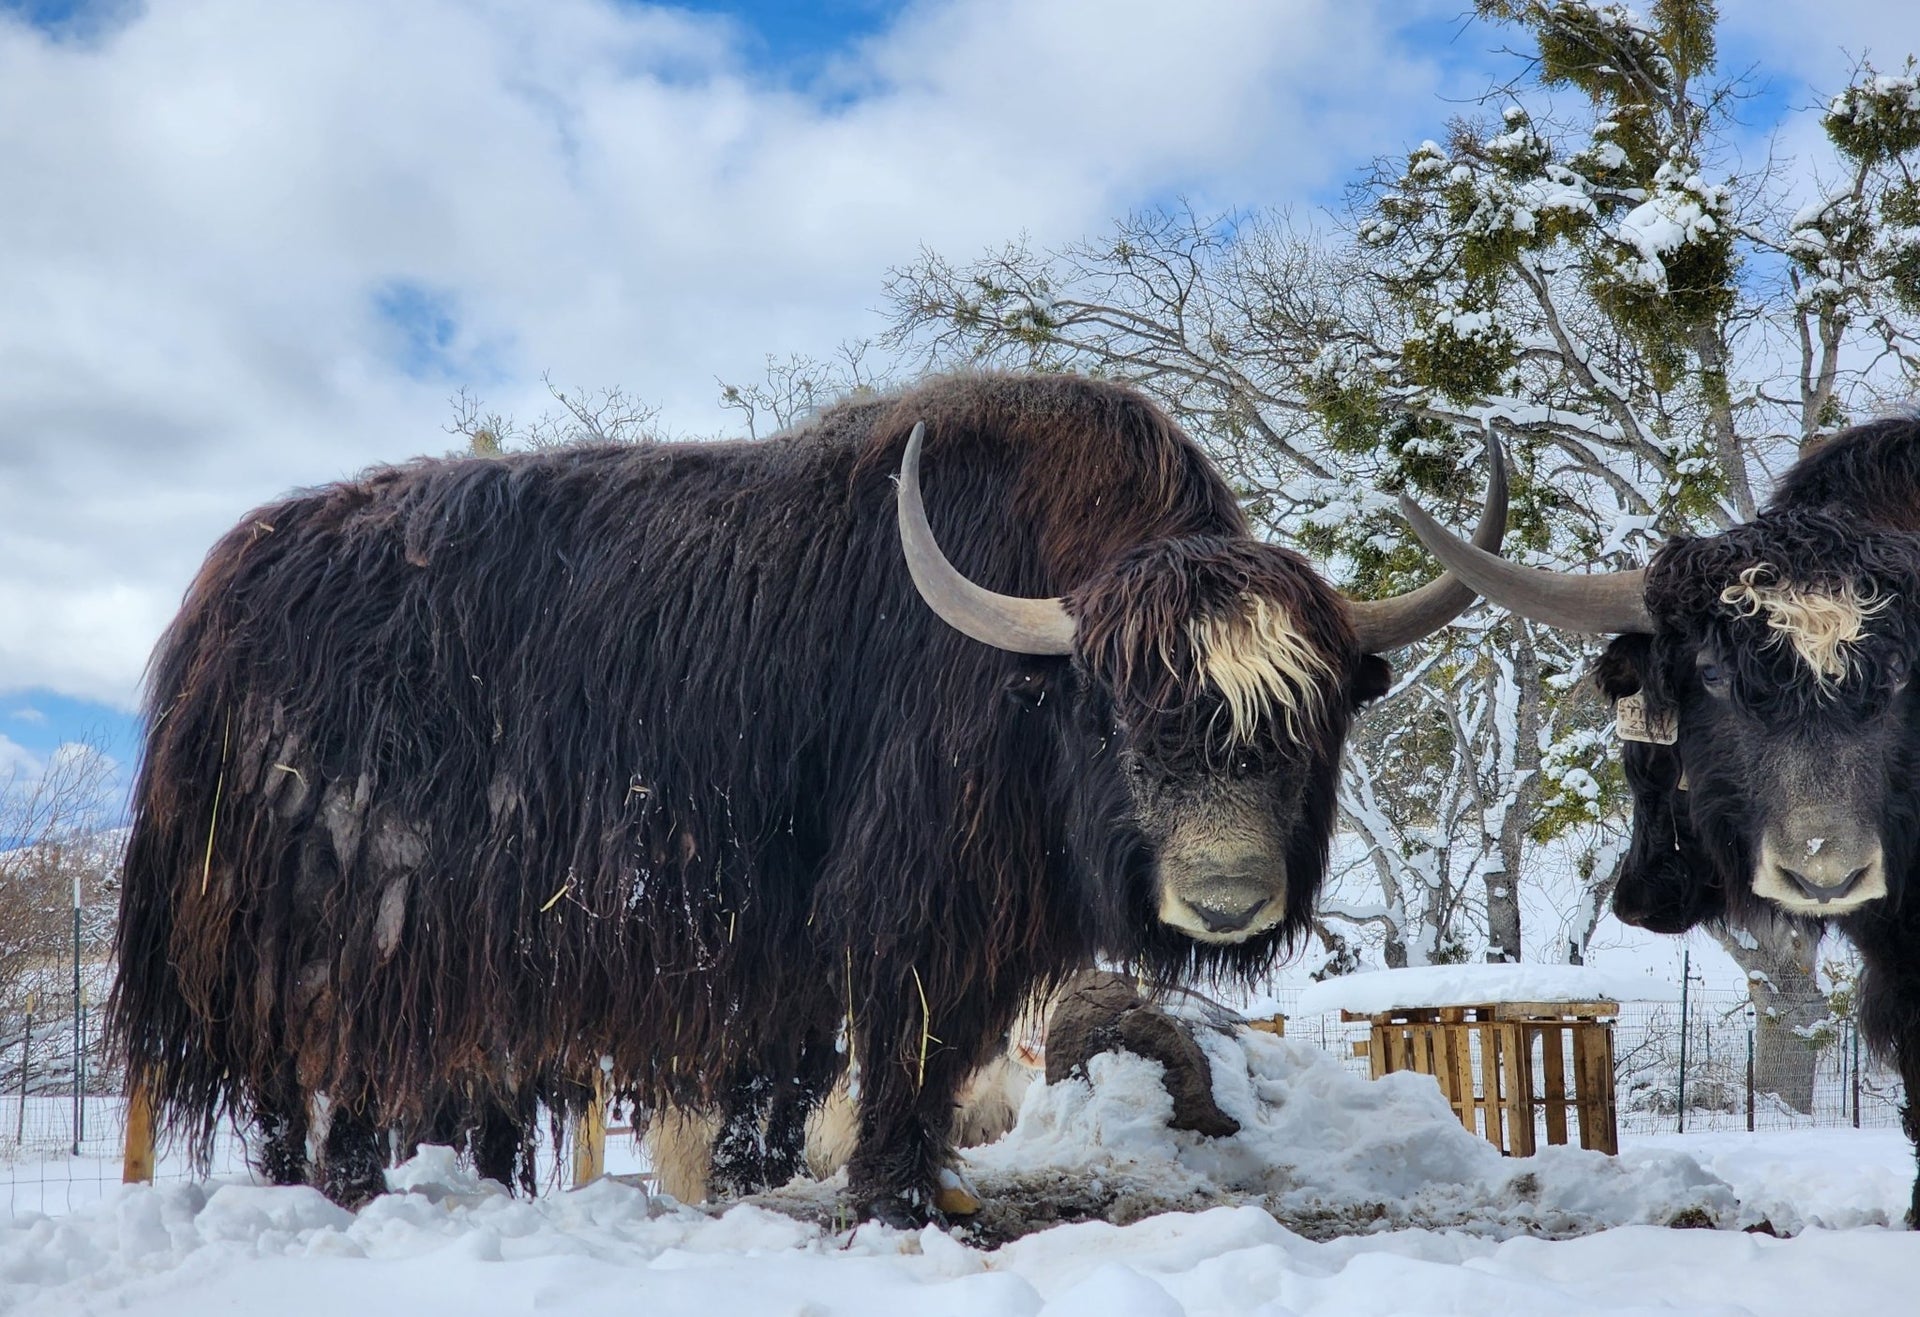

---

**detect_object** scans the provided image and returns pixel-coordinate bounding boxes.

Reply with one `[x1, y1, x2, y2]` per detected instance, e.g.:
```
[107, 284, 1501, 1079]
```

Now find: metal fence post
[15, 996, 32, 1146]
[1840, 1020, 1850, 1123]
[1745, 1026, 1754, 1132]
[1677, 950, 1691, 1134]
[77, 991, 87, 1146]
[71, 873, 82, 1157]
[1853, 1023, 1863, 1130]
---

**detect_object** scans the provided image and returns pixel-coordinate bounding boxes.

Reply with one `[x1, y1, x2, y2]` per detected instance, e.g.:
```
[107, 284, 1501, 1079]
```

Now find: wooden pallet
[1343, 1002, 1618, 1156]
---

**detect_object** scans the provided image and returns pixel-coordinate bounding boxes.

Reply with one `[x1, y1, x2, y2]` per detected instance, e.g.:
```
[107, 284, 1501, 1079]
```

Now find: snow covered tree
[717, 344, 892, 439]
[0, 742, 117, 1012]
[446, 375, 663, 455]
[883, 0, 1920, 1101]
[1363, 0, 1920, 1106]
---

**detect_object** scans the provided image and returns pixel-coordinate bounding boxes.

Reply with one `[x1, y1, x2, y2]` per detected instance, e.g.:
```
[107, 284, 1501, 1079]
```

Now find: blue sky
[2, 0, 1916, 818]
[1, 688, 140, 789]
[662, 0, 903, 68]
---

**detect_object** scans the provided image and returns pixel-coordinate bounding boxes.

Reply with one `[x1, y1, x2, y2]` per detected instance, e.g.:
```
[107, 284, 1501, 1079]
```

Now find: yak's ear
[1593, 633, 1655, 701]
[1350, 654, 1392, 707]
[1596, 632, 1680, 745]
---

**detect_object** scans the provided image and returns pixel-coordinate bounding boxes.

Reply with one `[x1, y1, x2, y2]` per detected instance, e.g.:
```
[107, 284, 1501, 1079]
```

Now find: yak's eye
[1697, 656, 1728, 690]
[1890, 654, 1911, 691]
[1230, 755, 1258, 779]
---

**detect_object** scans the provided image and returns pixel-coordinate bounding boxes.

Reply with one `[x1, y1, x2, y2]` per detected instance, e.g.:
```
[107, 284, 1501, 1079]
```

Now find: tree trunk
[1566, 832, 1628, 966]
[1382, 930, 1410, 970]
[1695, 315, 1754, 518]
[1483, 856, 1523, 963]
[1484, 631, 1541, 963]
[1711, 916, 1826, 1114]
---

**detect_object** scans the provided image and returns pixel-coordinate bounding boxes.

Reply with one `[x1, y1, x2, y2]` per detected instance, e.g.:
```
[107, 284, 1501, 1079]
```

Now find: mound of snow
[964, 1027, 1756, 1238]
[1624, 1128, 1916, 1235]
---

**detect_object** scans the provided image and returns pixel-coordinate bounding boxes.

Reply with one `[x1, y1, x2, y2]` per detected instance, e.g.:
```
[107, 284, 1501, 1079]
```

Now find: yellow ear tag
[1615, 691, 1678, 745]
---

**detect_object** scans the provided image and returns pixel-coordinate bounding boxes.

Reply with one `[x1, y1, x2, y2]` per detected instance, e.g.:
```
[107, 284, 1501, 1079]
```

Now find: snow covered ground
[5, 1029, 1916, 1315]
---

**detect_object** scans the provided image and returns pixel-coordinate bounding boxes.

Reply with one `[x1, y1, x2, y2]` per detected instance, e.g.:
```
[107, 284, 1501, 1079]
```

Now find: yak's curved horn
[1346, 434, 1513, 653]
[896, 421, 1077, 655]
[1397, 474, 1654, 635]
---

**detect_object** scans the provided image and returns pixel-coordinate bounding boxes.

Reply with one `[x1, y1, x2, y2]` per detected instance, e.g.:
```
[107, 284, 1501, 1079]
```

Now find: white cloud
[7, 707, 47, 725]
[1719, 0, 1920, 86]
[0, 733, 38, 782]
[0, 0, 1467, 708]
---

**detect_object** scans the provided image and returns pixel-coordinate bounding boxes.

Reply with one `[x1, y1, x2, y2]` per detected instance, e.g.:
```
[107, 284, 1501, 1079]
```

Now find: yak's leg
[707, 1073, 775, 1198]
[319, 1106, 388, 1209]
[706, 1043, 839, 1197]
[1891, 1026, 1920, 1229]
[759, 1040, 840, 1190]
[470, 1092, 534, 1195]
[257, 1106, 310, 1186]
[397, 1094, 460, 1165]
[254, 1075, 311, 1187]
[845, 1007, 978, 1228]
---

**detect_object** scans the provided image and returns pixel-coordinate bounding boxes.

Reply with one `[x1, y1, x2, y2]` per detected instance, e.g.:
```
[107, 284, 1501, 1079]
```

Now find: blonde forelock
[1718, 565, 1887, 683]
[1188, 594, 1332, 744]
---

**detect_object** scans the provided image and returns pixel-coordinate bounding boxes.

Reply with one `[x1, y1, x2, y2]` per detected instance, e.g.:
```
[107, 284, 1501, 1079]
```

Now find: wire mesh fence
[1242, 986, 1904, 1135]
[3, 977, 1906, 1218]
[1609, 990, 1902, 1134]
[0, 963, 235, 1218]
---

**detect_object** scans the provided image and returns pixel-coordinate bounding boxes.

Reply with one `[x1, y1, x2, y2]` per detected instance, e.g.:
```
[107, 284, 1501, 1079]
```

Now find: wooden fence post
[571, 1066, 609, 1188]
[122, 1080, 156, 1184]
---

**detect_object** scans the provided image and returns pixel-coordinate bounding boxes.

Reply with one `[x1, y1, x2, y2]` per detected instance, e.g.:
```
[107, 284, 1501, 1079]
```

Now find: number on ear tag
[1615, 691, 1677, 745]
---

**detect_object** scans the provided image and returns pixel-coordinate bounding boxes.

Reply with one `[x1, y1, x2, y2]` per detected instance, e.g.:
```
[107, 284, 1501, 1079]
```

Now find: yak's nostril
[1778, 865, 1869, 903]
[1187, 894, 1269, 934]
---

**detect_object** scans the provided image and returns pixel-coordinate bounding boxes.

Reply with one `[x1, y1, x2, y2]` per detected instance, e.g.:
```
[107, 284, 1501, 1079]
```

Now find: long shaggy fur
[108, 372, 1367, 1216]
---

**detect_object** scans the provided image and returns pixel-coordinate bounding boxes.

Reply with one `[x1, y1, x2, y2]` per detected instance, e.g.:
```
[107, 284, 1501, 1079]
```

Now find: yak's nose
[1186, 891, 1270, 934]
[1158, 863, 1285, 942]
[1776, 862, 1875, 904]
[1755, 835, 1888, 913]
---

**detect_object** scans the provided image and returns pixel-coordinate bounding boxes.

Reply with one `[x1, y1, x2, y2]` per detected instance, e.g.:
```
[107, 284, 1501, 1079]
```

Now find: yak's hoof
[318, 1155, 387, 1210]
[858, 1192, 942, 1230]
[934, 1168, 982, 1217]
[258, 1150, 309, 1187]
[319, 1174, 384, 1211]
